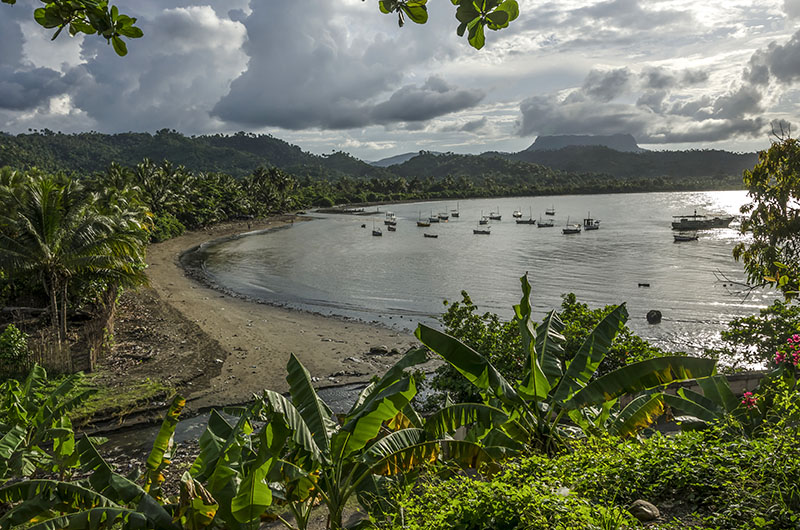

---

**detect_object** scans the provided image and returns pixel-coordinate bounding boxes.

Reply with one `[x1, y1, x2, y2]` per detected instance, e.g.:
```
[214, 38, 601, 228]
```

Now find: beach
[141, 215, 419, 410]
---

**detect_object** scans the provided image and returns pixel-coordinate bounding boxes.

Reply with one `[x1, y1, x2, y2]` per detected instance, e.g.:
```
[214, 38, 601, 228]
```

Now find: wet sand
[144, 215, 418, 409]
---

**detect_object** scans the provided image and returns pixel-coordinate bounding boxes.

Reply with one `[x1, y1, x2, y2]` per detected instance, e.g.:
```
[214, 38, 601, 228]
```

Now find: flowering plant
[774, 333, 800, 367]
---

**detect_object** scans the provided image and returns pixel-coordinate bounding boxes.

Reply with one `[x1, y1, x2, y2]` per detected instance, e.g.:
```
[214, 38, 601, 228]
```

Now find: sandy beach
[143, 215, 420, 410]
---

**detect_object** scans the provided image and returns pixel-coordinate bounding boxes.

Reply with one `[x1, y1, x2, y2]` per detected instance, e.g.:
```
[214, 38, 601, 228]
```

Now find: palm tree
[0, 173, 148, 362]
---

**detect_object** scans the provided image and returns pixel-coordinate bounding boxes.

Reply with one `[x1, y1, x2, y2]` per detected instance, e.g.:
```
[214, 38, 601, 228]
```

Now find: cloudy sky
[1, 0, 799, 160]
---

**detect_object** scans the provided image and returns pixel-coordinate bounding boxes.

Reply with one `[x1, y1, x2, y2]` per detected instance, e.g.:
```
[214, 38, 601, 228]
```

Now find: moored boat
[513, 208, 523, 218]
[545, 205, 556, 216]
[387, 225, 396, 232]
[537, 217, 554, 228]
[562, 217, 581, 234]
[489, 207, 502, 220]
[583, 213, 600, 230]
[671, 210, 734, 230]
[450, 202, 460, 218]
[673, 232, 699, 242]
[516, 207, 536, 224]
[417, 211, 430, 227]
[424, 233, 438, 238]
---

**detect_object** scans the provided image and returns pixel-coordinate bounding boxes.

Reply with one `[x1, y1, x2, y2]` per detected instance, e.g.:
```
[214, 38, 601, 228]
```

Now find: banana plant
[0, 364, 96, 482]
[189, 350, 498, 530]
[416, 274, 718, 453]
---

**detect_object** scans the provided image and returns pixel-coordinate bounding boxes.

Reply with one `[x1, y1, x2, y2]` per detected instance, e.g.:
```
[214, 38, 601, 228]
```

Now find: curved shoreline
[145, 215, 418, 410]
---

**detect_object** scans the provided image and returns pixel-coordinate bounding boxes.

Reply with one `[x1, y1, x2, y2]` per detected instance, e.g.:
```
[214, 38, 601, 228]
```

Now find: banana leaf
[662, 393, 721, 423]
[230, 456, 274, 525]
[535, 310, 565, 384]
[697, 375, 739, 413]
[261, 390, 325, 463]
[340, 377, 417, 457]
[423, 403, 508, 438]
[189, 410, 236, 481]
[415, 324, 521, 406]
[144, 395, 185, 496]
[286, 354, 335, 454]
[552, 304, 628, 403]
[348, 348, 428, 417]
[565, 356, 716, 409]
[0, 480, 117, 530]
[609, 394, 667, 437]
[514, 274, 551, 400]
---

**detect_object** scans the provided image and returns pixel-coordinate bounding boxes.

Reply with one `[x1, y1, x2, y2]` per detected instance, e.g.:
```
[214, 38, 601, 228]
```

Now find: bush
[150, 212, 186, 242]
[0, 324, 30, 377]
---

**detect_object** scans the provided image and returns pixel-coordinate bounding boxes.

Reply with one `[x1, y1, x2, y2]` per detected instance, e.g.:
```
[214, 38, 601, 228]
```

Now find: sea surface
[186, 191, 773, 354]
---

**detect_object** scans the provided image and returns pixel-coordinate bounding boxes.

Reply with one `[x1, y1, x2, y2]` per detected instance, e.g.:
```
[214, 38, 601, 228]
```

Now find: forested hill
[494, 145, 758, 180]
[0, 130, 393, 180]
[0, 130, 755, 185]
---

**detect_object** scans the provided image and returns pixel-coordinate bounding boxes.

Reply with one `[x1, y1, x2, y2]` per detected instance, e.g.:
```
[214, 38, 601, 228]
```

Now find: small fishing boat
[438, 212, 449, 221]
[429, 211, 440, 223]
[387, 225, 396, 232]
[583, 213, 600, 230]
[537, 217, 554, 228]
[478, 210, 489, 225]
[562, 217, 581, 234]
[450, 202, 460, 218]
[384, 212, 397, 226]
[372, 220, 382, 237]
[545, 205, 556, 216]
[473, 226, 491, 235]
[488, 207, 502, 221]
[674, 232, 699, 242]
[417, 211, 430, 227]
[424, 233, 438, 238]
[513, 208, 523, 218]
[516, 207, 536, 225]
[671, 210, 733, 230]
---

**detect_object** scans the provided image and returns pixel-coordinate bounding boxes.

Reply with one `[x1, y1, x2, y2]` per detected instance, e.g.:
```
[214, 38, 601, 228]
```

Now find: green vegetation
[0, 324, 30, 378]
[1, 0, 141, 56]
[734, 136, 800, 299]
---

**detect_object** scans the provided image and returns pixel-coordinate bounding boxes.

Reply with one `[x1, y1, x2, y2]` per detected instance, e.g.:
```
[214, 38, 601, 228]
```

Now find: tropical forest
[1, 1, 800, 530]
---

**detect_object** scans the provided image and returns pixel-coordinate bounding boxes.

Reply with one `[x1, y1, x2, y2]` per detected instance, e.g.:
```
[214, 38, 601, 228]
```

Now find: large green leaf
[144, 395, 185, 496]
[340, 377, 417, 457]
[514, 274, 551, 400]
[286, 354, 334, 454]
[552, 304, 628, 403]
[261, 390, 325, 463]
[189, 410, 235, 481]
[416, 324, 521, 405]
[348, 347, 427, 417]
[423, 403, 508, 438]
[231, 457, 274, 525]
[662, 393, 721, 423]
[697, 375, 739, 413]
[535, 310, 565, 384]
[566, 356, 717, 409]
[609, 394, 666, 437]
[0, 480, 117, 529]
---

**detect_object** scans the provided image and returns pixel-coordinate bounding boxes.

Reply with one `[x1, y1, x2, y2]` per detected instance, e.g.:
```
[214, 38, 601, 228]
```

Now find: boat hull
[671, 216, 733, 230]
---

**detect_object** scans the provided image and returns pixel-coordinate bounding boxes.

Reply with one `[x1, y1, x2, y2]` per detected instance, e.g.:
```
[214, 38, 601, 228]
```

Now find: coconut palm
[0, 173, 149, 354]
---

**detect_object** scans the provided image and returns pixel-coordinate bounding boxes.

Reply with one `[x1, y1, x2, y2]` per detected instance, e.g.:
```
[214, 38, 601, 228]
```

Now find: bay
[188, 190, 772, 354]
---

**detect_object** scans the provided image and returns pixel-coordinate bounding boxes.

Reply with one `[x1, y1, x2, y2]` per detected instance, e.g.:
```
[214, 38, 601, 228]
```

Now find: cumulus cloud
[68, 5, 248, 132]
[212, 0, 475, 130]
[0, 66, 71, 110]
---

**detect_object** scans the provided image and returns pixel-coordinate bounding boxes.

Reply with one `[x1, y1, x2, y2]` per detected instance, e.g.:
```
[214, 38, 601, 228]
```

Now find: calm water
[187, 191, 772, 354]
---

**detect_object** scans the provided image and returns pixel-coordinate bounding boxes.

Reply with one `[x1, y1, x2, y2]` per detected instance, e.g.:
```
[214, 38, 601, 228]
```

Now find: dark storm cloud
[580, 67, 632, 102]
[212, 1, 475, 130]
[759, 30, 800, 83]
[0, 66, 70, 110]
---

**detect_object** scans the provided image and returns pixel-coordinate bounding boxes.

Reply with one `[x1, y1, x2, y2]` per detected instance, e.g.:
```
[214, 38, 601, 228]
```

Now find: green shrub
[0, 324, 30, 377]
[150, 212, 186, 242]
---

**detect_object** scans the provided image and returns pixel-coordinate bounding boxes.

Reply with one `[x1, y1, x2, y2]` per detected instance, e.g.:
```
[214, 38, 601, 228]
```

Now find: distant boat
[671, 210, 734, 230]
[384, 211, 397, 226]
[387, 225, 396, 232]
[583, 213, 600, 230]
[424, 233, 439, 238]
[473, 226, 491, 235]
[429, 210, 440, 223]
[372, 219, 382, 237]
[478, 210, 489, 225]
[450, 202, 460, 218]
[513, 208, 523, 218]
[489, 207, 502, 220]
[516, 207, 536, 224]
[417, 211, 430, 227]
[545, 205, 556, 216]
[562, 217, 581, 234]
[438, 212, 449, 221]
[537, 216, 554, 228]
[674, 232, 699, 242]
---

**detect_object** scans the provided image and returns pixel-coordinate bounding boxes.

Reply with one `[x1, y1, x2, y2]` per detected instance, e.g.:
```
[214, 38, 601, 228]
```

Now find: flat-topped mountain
[526, 134, 643, 153]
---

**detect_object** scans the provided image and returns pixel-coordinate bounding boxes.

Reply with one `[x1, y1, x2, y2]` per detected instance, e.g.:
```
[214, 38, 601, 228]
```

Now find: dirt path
[133, 216, 418, 411]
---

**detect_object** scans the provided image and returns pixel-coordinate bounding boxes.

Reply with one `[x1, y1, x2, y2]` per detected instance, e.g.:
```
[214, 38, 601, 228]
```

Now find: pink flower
[792, 334, 800, 343]
[775, 352, 786, 364]
[741, 391, 758, 410]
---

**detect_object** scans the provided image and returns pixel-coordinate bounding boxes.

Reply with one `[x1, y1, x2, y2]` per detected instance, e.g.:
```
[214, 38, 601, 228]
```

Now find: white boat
[513, 208, 523, 218]
[478, 210, 489, 225]
[428, 211, 440, 223]
[488, 207, 502, 220]
[438, 212, 449, 221]
[473, 222, 491, 235]
[545, 205, 556, 216]
[450, 202, 460, 218]
[372, 219, 382, 236]
[384, 211, 397, 225]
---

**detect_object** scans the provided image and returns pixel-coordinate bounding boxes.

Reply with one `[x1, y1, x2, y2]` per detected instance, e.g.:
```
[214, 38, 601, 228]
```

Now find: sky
[1, 0, 799, 161]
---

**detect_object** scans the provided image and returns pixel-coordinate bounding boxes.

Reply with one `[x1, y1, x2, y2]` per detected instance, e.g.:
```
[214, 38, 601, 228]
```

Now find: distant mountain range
[0, 130, 757, 184]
